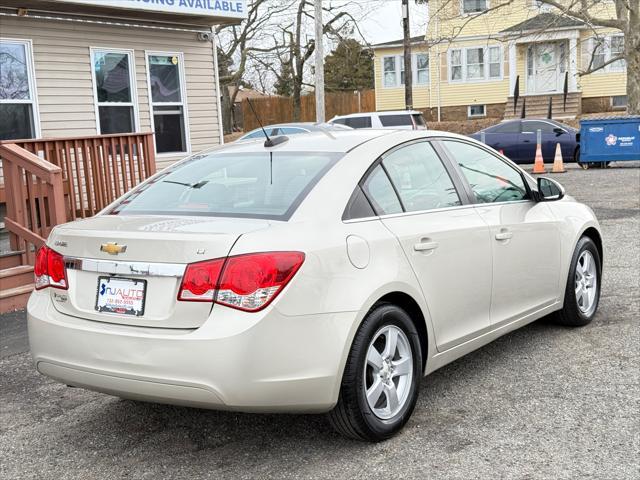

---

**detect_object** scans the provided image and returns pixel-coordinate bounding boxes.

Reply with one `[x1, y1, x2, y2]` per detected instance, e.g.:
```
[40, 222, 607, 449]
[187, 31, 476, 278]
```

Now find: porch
[0, 132, 156, 312]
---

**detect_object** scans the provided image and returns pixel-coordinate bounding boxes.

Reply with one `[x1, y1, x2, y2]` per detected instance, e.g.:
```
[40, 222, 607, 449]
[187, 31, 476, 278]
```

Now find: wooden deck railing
[0, 143, 67, 264]
[0, 132, 156, 263]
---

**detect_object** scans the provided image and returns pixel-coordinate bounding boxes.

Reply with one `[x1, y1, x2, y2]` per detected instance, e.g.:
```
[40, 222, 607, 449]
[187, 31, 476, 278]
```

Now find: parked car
[469, 119, 579, 164]
[238, 122, 351, 141]
[329, 110, 427, 130]
[28, 130, 602, 442]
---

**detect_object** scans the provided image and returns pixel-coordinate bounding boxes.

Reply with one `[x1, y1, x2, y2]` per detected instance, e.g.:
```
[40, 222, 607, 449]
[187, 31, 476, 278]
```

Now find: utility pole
[402, 0, 413, 110]
[314, 0, 325, 122]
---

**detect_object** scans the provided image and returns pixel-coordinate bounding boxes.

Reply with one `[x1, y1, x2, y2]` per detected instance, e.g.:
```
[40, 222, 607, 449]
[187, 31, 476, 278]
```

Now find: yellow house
[372, 0, 627, 121]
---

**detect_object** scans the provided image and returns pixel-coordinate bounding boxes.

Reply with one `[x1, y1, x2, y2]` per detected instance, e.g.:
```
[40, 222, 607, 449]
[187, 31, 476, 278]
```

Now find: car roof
[331, 110, 423, 120]
[208, 129, 472, 155]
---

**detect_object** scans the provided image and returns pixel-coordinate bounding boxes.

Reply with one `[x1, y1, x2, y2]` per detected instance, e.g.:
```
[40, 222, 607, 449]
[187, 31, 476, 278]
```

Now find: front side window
[462, 0, 488, 14]
[382, 142, 461, 212]
[522, 121, 556, 134]
[361, 165, 403, 215]
[344, 116, 372, 129]
[442, 140, 528, 204]
[0, 39, 38, 140]
[148, 53, 188, 154]
[92, 49, 137, 134]
[109, 151, 340, 220]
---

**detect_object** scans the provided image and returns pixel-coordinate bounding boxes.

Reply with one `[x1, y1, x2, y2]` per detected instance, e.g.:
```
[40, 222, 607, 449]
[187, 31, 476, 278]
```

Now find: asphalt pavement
[1, 162, 638, 480]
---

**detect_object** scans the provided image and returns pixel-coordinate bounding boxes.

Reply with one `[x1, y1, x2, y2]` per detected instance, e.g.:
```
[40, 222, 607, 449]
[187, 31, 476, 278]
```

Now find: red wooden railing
[0, 132, 156, 264]
[0, 143, 67, 264]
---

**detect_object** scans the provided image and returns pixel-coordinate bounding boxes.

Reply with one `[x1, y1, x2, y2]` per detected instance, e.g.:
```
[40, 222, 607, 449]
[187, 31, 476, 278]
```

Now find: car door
[361, 140, 493, 351]
[439, 139, 561, 326]
[520, 120, 558, 162]
[485, 121, 521, 161]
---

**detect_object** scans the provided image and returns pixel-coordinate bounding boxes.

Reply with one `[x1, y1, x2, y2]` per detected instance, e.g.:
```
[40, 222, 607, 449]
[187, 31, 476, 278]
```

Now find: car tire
[328, 303, 422, 442]
[554, 236, 602, 327]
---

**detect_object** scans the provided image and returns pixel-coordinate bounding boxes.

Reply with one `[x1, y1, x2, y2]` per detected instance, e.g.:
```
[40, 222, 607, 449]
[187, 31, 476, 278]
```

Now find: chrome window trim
[64, 257, 186, 277]
[342, 199, 535, 224]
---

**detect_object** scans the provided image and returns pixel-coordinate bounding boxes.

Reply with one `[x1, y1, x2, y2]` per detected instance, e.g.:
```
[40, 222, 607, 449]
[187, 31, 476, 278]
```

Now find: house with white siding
[0, 0, 246, 311]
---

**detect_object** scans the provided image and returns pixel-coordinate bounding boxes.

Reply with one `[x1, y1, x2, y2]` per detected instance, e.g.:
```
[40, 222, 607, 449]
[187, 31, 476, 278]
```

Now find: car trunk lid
[48, 215, 271, 329]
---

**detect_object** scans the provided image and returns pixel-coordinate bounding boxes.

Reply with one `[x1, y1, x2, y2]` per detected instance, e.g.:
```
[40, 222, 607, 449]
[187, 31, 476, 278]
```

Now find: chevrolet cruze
[28, 129, 602, 441]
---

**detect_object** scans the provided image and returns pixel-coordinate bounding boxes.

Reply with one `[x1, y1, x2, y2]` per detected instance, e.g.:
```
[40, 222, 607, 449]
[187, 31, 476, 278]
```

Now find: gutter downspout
[211, 26, 225, 145]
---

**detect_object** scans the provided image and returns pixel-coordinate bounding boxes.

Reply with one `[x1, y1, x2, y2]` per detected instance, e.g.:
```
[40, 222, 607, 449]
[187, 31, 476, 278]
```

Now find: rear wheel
[328, 303, 422, 442]
[554, 236, 601, 326]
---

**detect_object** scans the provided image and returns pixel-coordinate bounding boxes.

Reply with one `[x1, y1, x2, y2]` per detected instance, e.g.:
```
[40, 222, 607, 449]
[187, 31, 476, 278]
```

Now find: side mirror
[536, 177, 565, 202]
[553, 127, 564, 136]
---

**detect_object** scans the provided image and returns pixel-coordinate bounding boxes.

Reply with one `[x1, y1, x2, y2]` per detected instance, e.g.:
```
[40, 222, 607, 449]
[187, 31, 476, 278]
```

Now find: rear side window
[491, 122, 520, 133]
[343, 116, 372, 129]
[361, 165, 403, 215]
[379, 114, 413, 127]
[382, 142, 461, 212]
[109, 151, 340, 220]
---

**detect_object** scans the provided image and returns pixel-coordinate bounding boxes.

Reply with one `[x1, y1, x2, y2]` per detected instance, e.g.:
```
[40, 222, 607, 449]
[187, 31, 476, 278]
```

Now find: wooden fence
[242, 90, 375, 132]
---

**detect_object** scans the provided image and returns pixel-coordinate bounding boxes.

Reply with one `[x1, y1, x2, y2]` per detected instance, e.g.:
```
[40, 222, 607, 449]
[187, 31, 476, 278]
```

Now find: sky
[354, 0, 430, 45]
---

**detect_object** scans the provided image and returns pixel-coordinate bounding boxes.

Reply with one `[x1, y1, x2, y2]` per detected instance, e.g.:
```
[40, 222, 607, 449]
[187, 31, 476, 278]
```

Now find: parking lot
[1, 162, 638, 480]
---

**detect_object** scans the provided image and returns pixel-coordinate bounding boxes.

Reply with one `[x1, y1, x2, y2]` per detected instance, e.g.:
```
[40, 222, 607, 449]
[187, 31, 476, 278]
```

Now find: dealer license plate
[95, 277, 147, 316]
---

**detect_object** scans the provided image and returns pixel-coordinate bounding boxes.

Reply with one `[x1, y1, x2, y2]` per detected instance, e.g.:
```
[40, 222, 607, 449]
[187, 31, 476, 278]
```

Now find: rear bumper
[27, 291, 358, 413]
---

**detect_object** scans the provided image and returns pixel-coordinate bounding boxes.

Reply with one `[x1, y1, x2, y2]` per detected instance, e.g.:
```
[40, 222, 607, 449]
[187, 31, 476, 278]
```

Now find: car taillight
[34, 246, 68, 290]
[177, 252, 305, 312]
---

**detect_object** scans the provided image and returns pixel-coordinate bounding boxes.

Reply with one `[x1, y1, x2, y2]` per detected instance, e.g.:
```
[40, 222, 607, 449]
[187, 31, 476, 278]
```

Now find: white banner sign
[62, 0, 247, 20]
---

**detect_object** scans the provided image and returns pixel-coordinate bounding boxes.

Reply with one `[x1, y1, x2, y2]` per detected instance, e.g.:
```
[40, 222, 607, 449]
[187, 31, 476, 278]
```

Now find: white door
[365, 141, 493, 351]
[533, 42, 559, 93]
[440, 140, 562, 326]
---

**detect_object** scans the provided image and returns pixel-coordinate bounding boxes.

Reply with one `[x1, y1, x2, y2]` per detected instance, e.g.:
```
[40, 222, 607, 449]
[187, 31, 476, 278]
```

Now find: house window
[147, 53, 189, 154]
[611, 95, 627, 109]
[468, 105, 486, 118]
[462, 0, 488, 14]
[466, 48, 484, 79]
[488, 46, 501, 78]
[414, 53, 429, 85]
[450, 49, 463, 81]
[91, 48, 138, 134]
[534, 0, 553, 11]
[591, 35, 625, 73]
[449, 45, 502, 82]
[382, 54, 427, 87]
[0, 39, 39, 140]
[609, 35, 625, 72]
[383, 56, 397, 87]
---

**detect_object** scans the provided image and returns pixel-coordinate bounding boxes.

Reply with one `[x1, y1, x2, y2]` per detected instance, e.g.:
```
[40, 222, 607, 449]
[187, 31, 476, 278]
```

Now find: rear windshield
[108, 151, 341, 220]
[379, 114, 413, 127]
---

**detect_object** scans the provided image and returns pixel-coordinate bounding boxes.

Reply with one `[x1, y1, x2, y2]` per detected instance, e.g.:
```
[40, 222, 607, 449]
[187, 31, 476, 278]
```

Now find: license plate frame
[95, 276, 147, 317]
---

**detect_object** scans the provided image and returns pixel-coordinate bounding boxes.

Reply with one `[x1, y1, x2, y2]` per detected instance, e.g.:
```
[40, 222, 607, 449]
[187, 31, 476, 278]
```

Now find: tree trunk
[292, 81, 302, 121]
[625, 36, 640, 115]
[220, 85, 233, 134]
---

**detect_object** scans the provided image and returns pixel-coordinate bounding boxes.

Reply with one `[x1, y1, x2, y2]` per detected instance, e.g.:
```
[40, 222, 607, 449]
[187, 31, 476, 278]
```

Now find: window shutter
[503, 47, 509, 77]
[440, 50, 448, 82]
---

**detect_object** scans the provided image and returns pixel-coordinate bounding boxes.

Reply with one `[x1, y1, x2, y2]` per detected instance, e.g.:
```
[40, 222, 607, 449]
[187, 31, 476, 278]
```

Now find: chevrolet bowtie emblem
[100, 242, 127, 255]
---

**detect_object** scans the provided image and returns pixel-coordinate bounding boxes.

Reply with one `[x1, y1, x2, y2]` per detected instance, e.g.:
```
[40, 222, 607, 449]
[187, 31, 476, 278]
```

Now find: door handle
[414, 239, 439, 252]
[495, 230, 513, 241]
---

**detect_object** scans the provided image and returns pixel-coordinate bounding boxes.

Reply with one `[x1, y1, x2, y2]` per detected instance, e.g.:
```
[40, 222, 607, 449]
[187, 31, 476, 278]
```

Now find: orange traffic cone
[551, 143, 566, 173]
[532, 142, 546, 174]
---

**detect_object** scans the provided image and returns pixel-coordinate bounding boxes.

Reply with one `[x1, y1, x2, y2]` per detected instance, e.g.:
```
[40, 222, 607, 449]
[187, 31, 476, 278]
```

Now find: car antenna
[246, 99, 288, 147]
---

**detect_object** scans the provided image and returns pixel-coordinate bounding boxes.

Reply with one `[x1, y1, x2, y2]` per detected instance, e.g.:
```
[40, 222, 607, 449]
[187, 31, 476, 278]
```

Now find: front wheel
[554, 236, 602, 326]
[328, 304, 422, 442]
